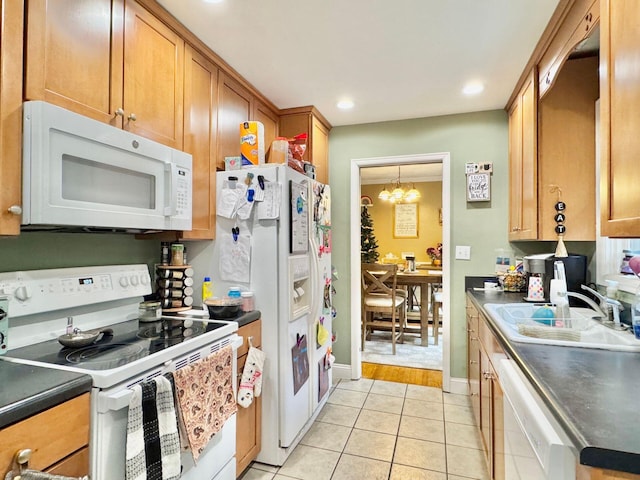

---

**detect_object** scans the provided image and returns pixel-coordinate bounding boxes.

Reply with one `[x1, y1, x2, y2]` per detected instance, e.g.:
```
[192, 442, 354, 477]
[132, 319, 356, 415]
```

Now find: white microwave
[21, 101, 192, 232]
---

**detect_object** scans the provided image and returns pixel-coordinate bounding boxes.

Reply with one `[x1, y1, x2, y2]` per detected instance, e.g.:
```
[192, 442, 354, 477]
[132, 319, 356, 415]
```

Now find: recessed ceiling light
[203, 0, 224, 3]
[462, 82, 484, 96]
[337, 99, 354, 110]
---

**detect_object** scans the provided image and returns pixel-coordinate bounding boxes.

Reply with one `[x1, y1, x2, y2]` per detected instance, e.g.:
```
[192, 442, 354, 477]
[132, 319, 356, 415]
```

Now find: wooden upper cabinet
[508, 70, 538, 241]
[253, 99, 279, 164]
[25, 0, 124, 126]
[123, 0, 184, 149]
[0, 0, 24, 236]
[279, 106, 331, 185]
[538, 0, 599, 98]
[181, 44, 218, 240]
[217, 72, 252, 170]
[25, 0, 184, 149]
[538, 56, 598, 240]
[600, 0, 640, 237]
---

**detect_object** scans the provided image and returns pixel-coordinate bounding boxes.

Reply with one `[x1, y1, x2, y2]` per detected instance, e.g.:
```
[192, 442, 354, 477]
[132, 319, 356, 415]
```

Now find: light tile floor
[239, 378, 489, 480]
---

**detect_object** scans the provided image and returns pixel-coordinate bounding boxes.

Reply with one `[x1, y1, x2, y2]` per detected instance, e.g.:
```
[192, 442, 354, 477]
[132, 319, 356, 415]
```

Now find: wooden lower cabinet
[466, 302, 481, 427]
[0, 393, 90, 477]
[466, 296, 505, 480]
[236, 319, 262, 477]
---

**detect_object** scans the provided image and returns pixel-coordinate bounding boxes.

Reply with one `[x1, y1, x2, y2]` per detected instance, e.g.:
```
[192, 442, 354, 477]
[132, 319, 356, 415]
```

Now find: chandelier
[377, 166, 421, 203]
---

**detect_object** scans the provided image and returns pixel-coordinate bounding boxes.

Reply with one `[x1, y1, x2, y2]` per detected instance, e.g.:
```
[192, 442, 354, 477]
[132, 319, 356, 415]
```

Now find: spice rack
[155, 264, 194, 312]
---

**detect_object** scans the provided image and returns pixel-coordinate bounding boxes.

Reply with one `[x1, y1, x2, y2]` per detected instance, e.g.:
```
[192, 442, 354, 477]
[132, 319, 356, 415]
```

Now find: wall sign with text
[393, 203, 419, 238]
[466, 172, 491, 202]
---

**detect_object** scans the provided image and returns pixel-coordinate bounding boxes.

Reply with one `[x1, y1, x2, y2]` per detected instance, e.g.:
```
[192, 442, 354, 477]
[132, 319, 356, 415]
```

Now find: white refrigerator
[211, 164, 333, 466]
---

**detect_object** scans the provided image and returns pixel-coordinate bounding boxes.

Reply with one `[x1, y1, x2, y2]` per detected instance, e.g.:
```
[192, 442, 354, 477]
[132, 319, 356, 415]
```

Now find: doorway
[349, 153, 452, 391]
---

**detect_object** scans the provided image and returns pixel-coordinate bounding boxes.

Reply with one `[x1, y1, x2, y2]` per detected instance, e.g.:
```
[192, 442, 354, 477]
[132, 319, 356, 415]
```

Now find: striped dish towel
[125, 376, 181, 480]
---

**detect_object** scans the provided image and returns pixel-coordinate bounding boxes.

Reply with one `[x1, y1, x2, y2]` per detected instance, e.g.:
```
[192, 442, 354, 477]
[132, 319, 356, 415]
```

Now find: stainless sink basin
[483, 303, 640, 352]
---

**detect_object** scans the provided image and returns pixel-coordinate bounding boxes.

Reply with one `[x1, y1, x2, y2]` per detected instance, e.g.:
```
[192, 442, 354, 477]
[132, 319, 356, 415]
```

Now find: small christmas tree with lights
[361, 206, 379, 263]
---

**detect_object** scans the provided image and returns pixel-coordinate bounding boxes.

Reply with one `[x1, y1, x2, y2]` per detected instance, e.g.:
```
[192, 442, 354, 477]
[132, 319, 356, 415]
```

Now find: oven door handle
[98, 388, 133, 413]
[98, 335, 244, 413]
[231, 334, 243, 350]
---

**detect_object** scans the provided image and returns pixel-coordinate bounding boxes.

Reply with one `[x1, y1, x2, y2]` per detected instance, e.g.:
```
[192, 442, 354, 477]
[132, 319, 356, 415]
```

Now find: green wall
[329, 109, 511, 379]
[0, 232, 159, 273]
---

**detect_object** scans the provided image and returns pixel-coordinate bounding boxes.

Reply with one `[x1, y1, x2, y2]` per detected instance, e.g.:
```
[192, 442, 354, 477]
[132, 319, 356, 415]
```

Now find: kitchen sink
[483, 303, 640, 352]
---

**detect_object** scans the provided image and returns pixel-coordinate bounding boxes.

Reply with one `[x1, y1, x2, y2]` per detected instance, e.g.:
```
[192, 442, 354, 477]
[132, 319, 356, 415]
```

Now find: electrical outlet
[455, 245, 471, 260]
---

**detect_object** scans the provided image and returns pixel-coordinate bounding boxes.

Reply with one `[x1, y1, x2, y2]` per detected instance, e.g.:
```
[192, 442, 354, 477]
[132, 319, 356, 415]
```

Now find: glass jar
[138, 301, 161, 322]
[241, 291, 255, 312]
[501, 271, 526, 292]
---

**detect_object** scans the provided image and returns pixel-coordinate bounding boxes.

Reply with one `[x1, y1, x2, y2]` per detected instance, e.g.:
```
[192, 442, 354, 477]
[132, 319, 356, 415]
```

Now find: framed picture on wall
[393, 203, 419, 238]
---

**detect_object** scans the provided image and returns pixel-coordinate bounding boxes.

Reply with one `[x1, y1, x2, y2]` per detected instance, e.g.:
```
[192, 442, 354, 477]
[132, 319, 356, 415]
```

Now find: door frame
[350, 152, 452, 391]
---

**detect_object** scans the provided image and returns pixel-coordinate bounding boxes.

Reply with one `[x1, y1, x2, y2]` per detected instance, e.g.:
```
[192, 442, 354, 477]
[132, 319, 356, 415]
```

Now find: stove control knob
[119, 276, 129, 288]
[130, 275, 139, 286]
[140, 275, 150, 286]
[0, 308, 6, 320]
[14, 285, 32, 302]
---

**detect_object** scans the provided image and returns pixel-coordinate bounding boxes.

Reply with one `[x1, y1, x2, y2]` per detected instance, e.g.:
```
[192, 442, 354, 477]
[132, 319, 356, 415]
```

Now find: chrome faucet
[579, 285, 624, 327]
[566, 291, 608, 320]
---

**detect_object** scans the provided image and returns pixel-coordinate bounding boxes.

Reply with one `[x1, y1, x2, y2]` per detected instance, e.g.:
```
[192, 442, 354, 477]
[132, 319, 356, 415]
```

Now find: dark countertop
[0, 361, 92, 429]
[235, 310, 260, 328]
[468, 290, 640, 474]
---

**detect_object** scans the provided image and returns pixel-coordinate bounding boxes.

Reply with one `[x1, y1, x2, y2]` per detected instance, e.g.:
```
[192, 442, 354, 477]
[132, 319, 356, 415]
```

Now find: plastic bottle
[605, 279, 619, 299]
[202, 277, 213, 305]
[632, 285, 640, 340]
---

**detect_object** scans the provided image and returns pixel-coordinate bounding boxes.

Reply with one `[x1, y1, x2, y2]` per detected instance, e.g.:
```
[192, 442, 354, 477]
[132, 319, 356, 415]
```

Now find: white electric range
[0, 264, 240, 480]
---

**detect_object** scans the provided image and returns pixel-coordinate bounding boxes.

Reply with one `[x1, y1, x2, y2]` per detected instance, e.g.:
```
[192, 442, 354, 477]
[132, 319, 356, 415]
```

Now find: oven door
[92, 335, 241, 480]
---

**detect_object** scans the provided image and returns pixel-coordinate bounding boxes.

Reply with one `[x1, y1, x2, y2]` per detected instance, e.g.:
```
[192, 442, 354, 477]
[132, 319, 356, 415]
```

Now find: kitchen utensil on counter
[57, 327, 113, 348]
[205, 297, 243, 319]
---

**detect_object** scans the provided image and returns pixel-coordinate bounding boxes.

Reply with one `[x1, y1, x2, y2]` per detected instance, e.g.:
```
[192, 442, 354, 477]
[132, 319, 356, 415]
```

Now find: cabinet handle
[483, 371, 493, 380]
[114, 107, 125, 117]
[467, 328, 475, 333]
[470, 360, 478, 364]
[7, 205, 22, 215]
[128, 113, 137, 122]
[470, 392, 479, 397]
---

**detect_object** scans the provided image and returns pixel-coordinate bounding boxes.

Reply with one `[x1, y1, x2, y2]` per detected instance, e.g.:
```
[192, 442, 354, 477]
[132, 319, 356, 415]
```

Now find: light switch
[455, 245, 471, 260]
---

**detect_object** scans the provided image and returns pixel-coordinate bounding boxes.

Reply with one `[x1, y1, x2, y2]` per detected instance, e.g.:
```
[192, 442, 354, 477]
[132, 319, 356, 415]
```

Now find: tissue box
[240, 121, 265, 166]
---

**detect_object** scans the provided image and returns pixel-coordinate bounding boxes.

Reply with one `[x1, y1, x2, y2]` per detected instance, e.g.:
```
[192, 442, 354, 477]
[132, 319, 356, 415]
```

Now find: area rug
[362, 331, 443, 370]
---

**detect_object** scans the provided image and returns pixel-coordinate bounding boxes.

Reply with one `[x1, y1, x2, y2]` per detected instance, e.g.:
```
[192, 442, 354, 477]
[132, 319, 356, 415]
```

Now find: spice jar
[171, 243, 185, 266]
[241, 291, 255, 312]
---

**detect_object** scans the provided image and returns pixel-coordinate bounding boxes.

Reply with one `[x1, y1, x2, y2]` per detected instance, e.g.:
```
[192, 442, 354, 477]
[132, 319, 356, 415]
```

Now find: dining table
[394, 268, 443, 346]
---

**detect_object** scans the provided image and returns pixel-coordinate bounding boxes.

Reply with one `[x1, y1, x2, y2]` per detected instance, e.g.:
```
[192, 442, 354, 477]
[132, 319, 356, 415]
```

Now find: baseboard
[448, 376, 468, 395]
[332, 363, 353, 380]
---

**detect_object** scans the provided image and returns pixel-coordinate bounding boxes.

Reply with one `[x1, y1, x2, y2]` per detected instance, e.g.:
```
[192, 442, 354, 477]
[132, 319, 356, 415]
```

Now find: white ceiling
[157, 0, 561, 127]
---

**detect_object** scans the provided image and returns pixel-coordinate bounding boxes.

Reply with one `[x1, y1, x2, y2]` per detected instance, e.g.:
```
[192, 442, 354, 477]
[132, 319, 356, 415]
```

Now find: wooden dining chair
[361, 263, 406, 354]
[430, 283, 443, 345]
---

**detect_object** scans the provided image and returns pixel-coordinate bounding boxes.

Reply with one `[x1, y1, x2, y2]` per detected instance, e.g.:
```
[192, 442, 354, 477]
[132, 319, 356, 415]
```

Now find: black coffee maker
[544, 254, 588, 306]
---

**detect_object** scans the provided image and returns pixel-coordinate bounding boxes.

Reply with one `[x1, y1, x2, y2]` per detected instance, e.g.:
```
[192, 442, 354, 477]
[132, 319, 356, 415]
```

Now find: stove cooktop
[3, 317, 238, 388]
[7, 317, 231, 371]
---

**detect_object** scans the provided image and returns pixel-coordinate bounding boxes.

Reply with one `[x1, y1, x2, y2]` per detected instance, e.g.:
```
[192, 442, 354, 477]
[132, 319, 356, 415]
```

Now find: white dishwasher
[498, 359, 576, 480]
